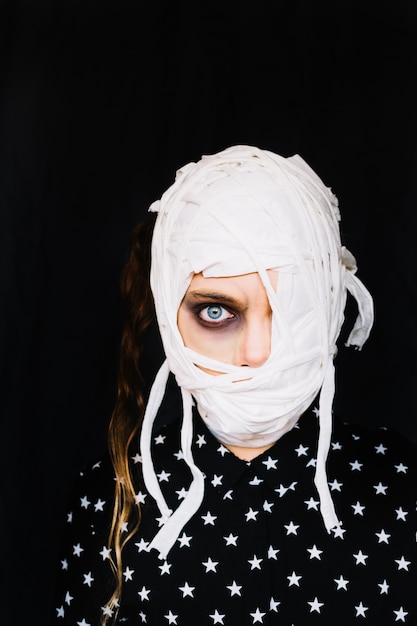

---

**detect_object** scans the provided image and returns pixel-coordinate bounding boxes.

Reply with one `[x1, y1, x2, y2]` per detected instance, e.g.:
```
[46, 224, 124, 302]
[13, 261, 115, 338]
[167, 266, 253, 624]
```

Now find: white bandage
[140, 145, 374, 559]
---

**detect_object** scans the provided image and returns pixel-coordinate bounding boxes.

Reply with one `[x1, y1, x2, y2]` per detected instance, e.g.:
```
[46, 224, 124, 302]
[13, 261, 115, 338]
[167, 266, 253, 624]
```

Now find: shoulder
[75, 453, 116, 489]
[68, 453, 116, 506]
[332, 417, 417, 465]
[58, 453, 117, 547]
[329, 417, 417, 508]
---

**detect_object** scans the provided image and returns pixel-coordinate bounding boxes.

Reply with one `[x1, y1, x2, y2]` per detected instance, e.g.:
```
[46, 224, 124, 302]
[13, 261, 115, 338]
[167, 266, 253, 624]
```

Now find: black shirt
[52, 404, 417, 625]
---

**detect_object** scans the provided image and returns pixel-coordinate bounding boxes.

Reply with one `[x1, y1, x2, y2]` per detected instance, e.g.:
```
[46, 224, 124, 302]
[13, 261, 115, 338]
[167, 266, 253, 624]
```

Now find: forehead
[183, 271, 278, 298]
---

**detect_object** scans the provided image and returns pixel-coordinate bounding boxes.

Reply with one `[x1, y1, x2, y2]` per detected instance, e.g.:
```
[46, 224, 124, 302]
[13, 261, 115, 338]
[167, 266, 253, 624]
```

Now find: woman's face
[177, 271, 277, 374]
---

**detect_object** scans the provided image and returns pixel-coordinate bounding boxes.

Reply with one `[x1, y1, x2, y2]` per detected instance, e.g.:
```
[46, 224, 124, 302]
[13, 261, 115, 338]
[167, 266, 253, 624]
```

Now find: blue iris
[206, 306, 223, 320]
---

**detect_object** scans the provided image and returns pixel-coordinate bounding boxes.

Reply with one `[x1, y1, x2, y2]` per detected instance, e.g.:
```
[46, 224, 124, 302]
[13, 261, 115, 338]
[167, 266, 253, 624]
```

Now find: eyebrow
[185, 291, 244, 308]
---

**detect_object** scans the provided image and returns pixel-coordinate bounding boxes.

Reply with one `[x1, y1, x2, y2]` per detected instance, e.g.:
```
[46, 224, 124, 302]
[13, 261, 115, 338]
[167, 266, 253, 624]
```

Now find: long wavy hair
[104, 215, 156, 624]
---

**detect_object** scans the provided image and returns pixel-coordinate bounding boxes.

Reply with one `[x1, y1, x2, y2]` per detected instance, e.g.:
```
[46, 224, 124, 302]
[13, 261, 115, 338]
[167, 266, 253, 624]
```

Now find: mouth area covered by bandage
[139, 145, 374, 559]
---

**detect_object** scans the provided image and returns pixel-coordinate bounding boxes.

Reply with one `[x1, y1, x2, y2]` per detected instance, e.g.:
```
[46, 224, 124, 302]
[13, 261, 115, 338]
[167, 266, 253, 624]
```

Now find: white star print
[328, 479, 343, 491]
[284, 521, 299, 535]
[65, 591, 73, 605]
[177, 532, 192, 547]
[135, 538, 149, 552]
[220, 533, 238, 548]
[248, 555, 263, 570]
[94, 498, 105, 511]
[224, 533, 238, 546]
[270, 597, 280, 612]
[61, 558, 68, 570]
[209, 609, 225, 624]
[378, 580, 389, 594]
[287, 571, 302, 586]
[173, 449, 184, 460]
[331, 523, 346, 538]
[395, 556, 411, 571]
[306, 458, 317, 468]
[249, 475, 263, 485]
[211, 474, 223, 487]
[223, 489, 233, 500]
[334, 575, 349, 590]
[217, 444, 229, 456]
[331, 441, 342, 450]
[138, 586, 150, 601]
[268, 545, 279, 559]
[138, 611, 146, 623]
[374, 443, 387, 454]
[164, 610, 178, 624]
[353, 550, 368, 565]
[250, 608, 266, 623]
[226, 580, 242, 596]
[101, 604, 113, 617]
[203, 557, 219, 572]
[83, 572, 94, 587]
[349, 460, 363, 471]
[373, 482, 388, 495]
[73, 543, 84, 557]
[396, 507, 408, 521]
[355, 602, 368, 617]
[307, 545, 323, 560]
[154, 434, 166, 444]
[56, 606, 64, 618]
[196, 434, 206, 447]
[179, 582, 195, 597]
[159, 561, 172, 575]
[80, 496, 91, 509]
[352, 501, 365, 515]
[262, 456, 278, 469]
[393, 607, 408, 622]
[135, 491, 146, 504]
[375, 529, 391, 544]
[278, 481, 297, 496]
[99, 545, 111, 560]
[352, 433, 361, 440]
[77, 619, 90, 626]
[175, 487, 188, 499]
[308, 597, 323, 613]
[295, 444, 309, 456]
[395, 463, 408, 473]
[304, 497, 319, 510]
[262, 500, 274, 513]
[123, 566, 134, 581]
[201, 511, 217, 525]
[157, 470, 171, 482]
[245, 507, 259, 521]
[131, 452, 141, 464]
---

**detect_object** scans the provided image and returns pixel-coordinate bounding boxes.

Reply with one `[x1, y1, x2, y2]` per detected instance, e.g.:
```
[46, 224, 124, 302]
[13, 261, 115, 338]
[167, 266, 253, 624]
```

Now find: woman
[52, 145, 417, 625]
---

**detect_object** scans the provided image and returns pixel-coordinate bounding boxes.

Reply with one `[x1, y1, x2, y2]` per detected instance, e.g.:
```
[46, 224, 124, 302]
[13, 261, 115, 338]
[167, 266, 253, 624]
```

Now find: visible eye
[198, 304, 235, 324]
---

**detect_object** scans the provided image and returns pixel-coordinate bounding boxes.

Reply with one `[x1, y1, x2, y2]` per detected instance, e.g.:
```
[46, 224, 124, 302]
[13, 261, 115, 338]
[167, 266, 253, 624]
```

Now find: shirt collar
[191, 407, 319, 498]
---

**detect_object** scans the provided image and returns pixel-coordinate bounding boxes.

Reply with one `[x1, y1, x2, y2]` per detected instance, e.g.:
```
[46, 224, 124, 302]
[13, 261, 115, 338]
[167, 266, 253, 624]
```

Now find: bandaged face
[141, 146, 373, 558]
[150, 146, 349, 431]
[177, 270, 278, 374]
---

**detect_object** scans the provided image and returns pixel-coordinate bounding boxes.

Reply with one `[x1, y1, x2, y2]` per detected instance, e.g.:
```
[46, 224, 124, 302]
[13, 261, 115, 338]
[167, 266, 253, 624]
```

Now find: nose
[234, 316, 272, 368]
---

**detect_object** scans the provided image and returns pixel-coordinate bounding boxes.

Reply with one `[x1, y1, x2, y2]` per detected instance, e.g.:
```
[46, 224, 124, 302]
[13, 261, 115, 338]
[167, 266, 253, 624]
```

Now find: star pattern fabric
[52, 401, 417, 625]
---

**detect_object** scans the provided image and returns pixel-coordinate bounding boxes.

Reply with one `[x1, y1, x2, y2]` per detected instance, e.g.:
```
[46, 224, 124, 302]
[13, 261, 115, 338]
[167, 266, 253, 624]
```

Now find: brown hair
[104, 215, 156, 623]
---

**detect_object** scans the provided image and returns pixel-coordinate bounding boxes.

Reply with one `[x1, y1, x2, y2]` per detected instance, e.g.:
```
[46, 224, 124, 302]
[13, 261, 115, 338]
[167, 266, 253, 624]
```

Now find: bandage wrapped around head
[140, 144, 374, 559]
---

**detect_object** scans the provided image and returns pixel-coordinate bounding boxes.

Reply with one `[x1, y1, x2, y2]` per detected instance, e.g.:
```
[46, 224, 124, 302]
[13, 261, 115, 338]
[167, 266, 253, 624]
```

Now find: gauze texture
[140, 145, 374, 558]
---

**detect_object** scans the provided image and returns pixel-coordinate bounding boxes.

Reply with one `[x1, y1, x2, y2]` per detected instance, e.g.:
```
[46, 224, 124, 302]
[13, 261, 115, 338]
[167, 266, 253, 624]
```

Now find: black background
[1, 2, 417, 625]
